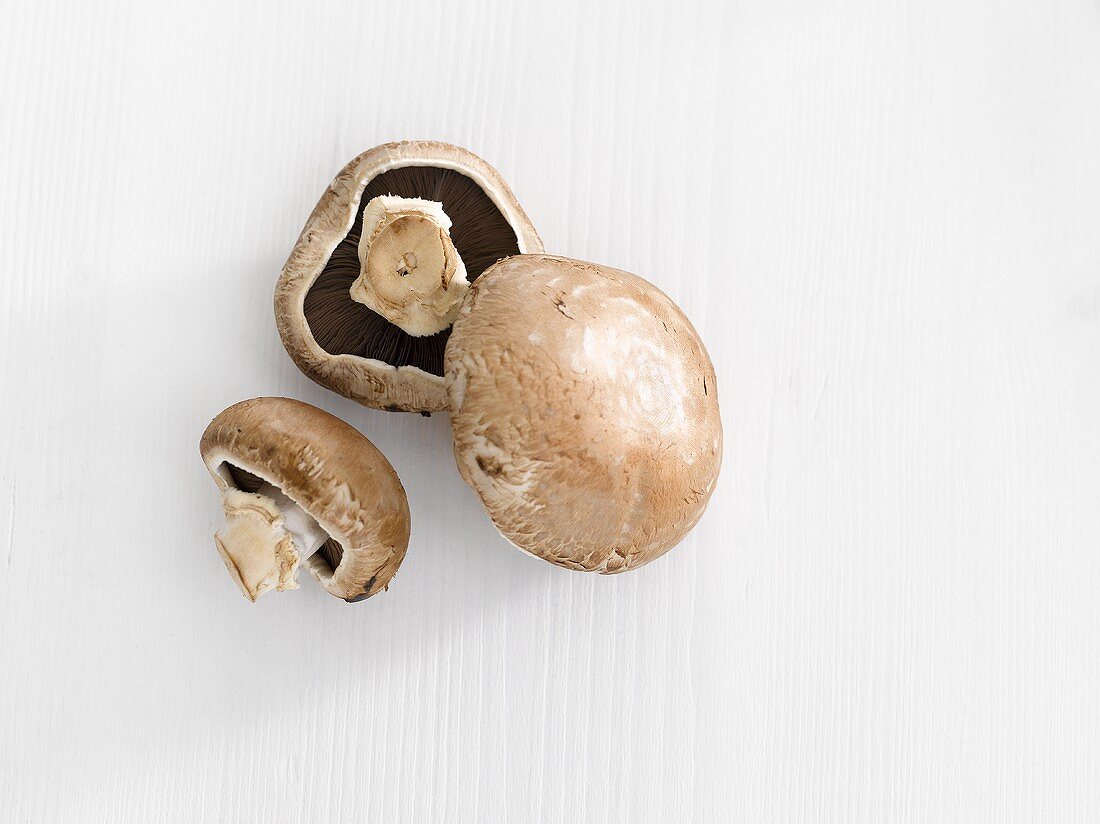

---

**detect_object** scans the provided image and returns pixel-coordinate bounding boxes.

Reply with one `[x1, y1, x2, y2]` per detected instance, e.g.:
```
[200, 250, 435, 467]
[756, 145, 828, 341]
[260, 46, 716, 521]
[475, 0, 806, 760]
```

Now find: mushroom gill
[303, 165, 521, 376]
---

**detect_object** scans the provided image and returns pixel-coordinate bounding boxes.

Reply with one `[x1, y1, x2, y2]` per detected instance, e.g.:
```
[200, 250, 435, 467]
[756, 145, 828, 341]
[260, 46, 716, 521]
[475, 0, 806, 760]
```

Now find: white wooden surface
[2, 0, 1099, 821]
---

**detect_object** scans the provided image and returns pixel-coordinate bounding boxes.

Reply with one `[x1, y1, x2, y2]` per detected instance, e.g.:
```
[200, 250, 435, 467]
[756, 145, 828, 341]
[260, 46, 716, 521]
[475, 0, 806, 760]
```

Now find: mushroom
[199, 397, 410, 602]
[276, 141, 543, 413]
[444, 255, 722, 573]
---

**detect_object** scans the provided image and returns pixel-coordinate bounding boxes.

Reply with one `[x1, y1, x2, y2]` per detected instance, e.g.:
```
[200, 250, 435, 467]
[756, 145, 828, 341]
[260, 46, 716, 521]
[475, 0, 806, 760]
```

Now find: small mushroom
[276, 141, 543, 413]
[444, 255, 722, 573]
[199, 397, 410, 602]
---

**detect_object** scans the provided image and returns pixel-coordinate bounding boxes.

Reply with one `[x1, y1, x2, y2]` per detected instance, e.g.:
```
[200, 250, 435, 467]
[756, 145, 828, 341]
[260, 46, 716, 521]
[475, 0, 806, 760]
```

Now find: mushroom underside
[226, 464, 346, 573]
[304, 165, 521, 376]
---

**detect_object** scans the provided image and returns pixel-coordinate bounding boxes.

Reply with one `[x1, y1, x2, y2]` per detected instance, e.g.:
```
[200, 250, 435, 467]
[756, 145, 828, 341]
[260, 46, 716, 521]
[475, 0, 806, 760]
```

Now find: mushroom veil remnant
[276, 141, 543, 413]
[445, 255, 722, 574]
[200, 397, 410, 602]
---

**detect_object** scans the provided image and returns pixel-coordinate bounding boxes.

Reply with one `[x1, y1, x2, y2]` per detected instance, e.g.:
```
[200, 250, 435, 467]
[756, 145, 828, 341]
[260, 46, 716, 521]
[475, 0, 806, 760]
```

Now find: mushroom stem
[213, 482, 329, 602]
[258, 482, 329, 558]
[349, 195, 470, 337]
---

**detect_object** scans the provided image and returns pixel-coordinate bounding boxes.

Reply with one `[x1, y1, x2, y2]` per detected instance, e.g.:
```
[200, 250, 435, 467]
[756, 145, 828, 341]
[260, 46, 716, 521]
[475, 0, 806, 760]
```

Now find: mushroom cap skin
[200, 397, 410, 601]
[276, 141, 543, 413]
[445, 254, 722, 573]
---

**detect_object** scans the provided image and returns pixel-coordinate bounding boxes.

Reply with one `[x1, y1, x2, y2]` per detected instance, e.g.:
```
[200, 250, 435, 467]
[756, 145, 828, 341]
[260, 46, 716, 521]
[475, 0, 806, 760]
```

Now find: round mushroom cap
[445, 255, 722, 573]
[276, 141, 543, 413]
[200, 397, 410, 601]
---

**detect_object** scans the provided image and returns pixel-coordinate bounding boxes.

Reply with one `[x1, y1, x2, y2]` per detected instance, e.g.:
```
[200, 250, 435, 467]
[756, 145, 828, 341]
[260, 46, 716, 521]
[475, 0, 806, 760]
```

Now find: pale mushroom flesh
[350, 196, 470, 336]
[214, 464, 346, 602]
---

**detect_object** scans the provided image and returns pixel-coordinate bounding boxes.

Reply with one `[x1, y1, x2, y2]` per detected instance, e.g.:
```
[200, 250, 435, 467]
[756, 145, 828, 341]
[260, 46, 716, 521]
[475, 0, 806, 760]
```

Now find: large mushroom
[276, 141, 543, 413]
[199, 397, 410, 602]
[444, 255, 722, 573]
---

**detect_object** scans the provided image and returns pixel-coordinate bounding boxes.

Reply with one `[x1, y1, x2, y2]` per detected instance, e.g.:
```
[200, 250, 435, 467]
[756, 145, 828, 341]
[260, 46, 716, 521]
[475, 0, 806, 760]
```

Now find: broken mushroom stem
[349, 195, 470, 337]
[214, 481, 329, 602]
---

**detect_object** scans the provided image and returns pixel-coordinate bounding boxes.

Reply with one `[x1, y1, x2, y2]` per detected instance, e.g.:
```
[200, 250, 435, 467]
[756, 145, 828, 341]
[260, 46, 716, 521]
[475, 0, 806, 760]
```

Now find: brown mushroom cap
[276, 141, 543, 413]
[445, 255, 722, 573]
[200, 397, 410, 601]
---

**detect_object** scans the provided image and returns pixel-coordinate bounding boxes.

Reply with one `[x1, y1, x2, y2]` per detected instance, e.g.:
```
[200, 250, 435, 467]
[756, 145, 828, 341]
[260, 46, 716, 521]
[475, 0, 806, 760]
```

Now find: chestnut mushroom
[444, 255, 722, 573]
[199, 397, 410, 602]
[276, 141, 543, 413]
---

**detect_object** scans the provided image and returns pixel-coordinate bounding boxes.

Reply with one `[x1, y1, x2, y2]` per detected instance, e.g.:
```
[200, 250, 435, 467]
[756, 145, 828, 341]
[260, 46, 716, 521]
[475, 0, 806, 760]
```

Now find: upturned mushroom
[199, 397, 410, 602]
[444, 255, 722, 573]
[276, 141, 543, 413]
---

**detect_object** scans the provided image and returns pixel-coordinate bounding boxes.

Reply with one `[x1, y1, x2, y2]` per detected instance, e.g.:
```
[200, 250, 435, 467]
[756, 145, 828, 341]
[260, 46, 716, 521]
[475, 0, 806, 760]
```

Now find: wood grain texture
[1, 0, 1098, 821]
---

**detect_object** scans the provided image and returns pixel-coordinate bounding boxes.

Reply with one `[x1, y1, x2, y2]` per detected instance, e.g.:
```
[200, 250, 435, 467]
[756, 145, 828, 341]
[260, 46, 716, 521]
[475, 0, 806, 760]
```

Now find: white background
[1, 0, 1098, 821]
